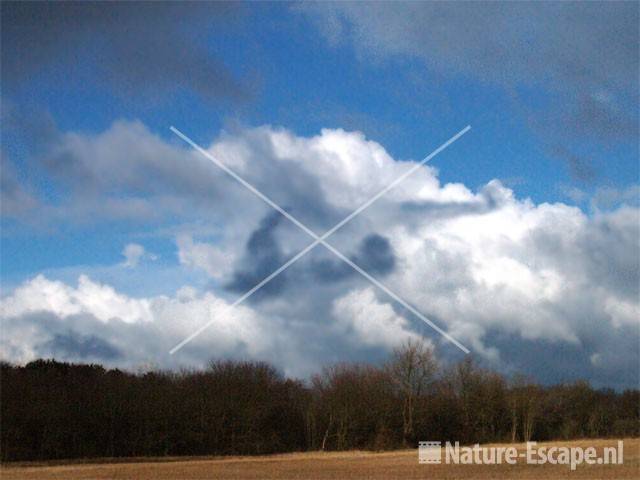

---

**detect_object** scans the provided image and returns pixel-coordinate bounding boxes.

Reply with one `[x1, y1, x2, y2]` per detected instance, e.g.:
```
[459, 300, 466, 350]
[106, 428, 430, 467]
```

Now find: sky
[1, 1, 638, 388]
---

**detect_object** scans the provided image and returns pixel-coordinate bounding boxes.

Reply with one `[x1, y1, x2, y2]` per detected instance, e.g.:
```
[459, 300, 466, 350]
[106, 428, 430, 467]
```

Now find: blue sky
[1, 2, 638, 387]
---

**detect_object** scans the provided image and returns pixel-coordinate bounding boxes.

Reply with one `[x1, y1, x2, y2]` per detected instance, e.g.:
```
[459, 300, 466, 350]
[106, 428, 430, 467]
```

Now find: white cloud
[176, 235, 236, 280]
[2, 121, 638, 383]
[604, 297, 640, 329]
[0, 274, 282, 370]
[1, 274, 153, 324]
[332, 287, 423, 349]
[122, 243, 150, 268]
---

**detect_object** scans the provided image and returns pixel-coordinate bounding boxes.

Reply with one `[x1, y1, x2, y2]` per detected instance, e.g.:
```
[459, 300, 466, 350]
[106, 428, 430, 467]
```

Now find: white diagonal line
[316, 125, 471, 241]
[318, 240, 470, 353]
[169, 239, 320, 355]
[171, 127, 321, 240]
[169, 126, 471, 354]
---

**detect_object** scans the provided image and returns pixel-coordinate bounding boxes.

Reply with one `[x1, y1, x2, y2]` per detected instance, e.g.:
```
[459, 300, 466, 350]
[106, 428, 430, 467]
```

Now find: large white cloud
[206, 124, 638, 347]
[0, 273, 419, 377]
[1, 121, 638, 383]
[0, 275, 280, 371]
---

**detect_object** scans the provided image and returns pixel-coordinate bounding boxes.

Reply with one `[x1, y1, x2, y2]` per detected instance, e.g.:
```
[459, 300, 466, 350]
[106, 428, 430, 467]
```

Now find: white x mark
[169, 126, 471, 354]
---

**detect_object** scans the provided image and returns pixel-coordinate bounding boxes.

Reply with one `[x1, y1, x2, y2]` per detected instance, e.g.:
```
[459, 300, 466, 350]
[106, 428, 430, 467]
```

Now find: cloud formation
[1, 122, 638, 384]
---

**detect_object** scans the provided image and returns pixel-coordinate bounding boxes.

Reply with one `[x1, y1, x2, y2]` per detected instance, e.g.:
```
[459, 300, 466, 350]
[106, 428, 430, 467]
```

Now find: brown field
[1, 438, 638, 480]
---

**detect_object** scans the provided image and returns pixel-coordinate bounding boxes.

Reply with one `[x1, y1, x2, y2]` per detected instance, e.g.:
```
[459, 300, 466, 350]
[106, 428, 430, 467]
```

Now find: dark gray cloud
[1, 1, 247, 102]
[483, 321, 640, 391]
[225, 208, 396, 300]
[298, 1, 639, 181]
[352, 234, 395, 275]
[39, 332, 122, 361]
[312, 233, 396, 282]
[225, 211, 288, 300]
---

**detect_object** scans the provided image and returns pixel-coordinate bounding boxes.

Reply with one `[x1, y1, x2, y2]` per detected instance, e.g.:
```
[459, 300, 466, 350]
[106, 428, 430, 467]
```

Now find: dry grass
[2, 438, 638, 479]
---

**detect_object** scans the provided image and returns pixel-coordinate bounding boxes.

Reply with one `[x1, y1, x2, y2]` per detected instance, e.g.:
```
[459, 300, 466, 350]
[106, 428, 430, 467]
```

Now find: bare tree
[386, 338, 438, 445]
[507, 374, 527, 442]
[507, 375, 540, 442]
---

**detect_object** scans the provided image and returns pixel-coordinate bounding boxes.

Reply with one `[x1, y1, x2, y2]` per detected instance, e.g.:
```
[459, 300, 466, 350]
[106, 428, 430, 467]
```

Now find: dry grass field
[2, 438, 638, 480]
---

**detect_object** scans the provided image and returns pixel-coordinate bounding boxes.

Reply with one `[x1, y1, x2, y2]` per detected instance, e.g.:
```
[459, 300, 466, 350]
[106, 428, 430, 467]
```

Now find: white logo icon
[419, 441, 442, 464]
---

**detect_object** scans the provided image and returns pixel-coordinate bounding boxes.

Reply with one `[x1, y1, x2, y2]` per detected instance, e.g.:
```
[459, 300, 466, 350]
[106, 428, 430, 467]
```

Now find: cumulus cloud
[0, 274, 418, 377]
[1, 274, 153, 324]
[1, 275, 272, 368]
[1, 122, 638, 384]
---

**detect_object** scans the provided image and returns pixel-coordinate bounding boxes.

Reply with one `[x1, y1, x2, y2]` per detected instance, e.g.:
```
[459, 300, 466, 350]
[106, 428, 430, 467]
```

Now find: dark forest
[2, 340, 638, 462]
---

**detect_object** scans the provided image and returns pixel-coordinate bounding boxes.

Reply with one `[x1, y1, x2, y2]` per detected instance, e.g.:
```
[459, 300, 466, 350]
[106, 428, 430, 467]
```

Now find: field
[2, 438, 638, 480]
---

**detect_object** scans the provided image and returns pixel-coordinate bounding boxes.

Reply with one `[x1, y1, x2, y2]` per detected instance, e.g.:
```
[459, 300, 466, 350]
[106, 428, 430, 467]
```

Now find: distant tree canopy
[1, 343, 638, 461]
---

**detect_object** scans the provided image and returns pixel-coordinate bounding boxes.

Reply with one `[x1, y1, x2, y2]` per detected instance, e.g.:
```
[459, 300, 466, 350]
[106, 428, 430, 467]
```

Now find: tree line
[1, 340, 638, 461]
